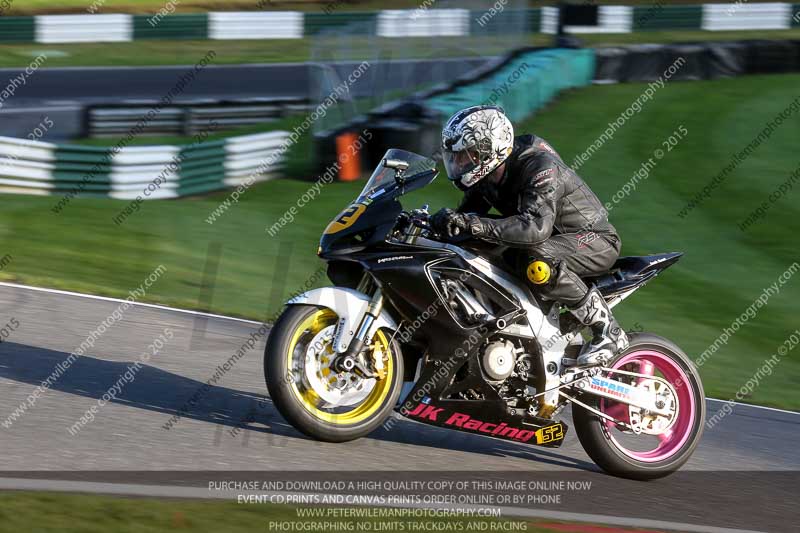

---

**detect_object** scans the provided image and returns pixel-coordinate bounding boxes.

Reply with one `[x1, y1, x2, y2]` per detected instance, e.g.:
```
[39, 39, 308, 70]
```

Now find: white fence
[0, 131, 290, 200]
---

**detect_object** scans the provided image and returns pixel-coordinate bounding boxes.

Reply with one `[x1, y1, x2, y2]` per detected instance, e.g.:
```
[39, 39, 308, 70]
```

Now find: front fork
[330, 286, 384, 377]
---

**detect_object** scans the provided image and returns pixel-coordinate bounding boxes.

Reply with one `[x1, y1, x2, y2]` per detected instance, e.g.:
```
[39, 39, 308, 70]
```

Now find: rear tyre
[265, 304, 403, 443]
[572, 333, 705, 480]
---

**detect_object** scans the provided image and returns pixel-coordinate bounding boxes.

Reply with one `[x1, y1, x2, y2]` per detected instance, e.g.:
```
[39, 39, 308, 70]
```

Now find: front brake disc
[304, 326, 374, 407]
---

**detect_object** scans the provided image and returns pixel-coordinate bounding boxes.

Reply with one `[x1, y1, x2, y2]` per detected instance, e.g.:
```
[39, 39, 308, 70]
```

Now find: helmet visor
[443, 147, 480, 185]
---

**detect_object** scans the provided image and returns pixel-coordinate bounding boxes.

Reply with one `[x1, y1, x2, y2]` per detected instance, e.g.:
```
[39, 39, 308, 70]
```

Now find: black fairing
[319, 199, 403, 256]
[585, 252, 683, 299]
[335, 238, 568, 447]
[319, 153, 436, 257]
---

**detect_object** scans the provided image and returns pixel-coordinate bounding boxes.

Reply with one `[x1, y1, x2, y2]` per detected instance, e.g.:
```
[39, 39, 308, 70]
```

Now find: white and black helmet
[441, 105, 514, 191]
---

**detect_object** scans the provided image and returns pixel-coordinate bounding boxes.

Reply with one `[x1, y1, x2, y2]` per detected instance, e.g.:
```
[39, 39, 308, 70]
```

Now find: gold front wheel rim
[286, 309, 394, 425]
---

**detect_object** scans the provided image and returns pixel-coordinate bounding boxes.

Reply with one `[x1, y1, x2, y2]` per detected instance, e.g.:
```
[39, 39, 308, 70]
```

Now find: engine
[481, 340, 517, 381]
[480, 338, 535, 390]
[446, 335, 538, 408]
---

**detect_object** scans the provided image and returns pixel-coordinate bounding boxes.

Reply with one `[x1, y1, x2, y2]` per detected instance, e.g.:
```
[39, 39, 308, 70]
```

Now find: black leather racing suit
[456, 134, 621, 306]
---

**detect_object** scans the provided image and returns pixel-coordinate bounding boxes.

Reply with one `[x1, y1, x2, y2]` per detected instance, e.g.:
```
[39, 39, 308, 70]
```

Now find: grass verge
[0, 490, 652, 533]
[1, 0, 430, 16]
[3, 0, 798, 15]
[1, 30, 800, 68]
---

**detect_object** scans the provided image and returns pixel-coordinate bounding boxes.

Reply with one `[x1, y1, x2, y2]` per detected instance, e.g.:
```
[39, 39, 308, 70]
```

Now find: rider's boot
[568, 287, 629, 366]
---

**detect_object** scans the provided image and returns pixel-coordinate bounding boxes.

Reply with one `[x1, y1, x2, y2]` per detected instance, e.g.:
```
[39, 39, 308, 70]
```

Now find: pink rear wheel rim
[600, 350, 697, 463]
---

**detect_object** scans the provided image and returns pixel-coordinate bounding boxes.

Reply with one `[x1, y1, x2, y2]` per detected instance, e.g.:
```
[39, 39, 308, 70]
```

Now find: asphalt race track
[0, 57, 489, 106]
[0, 283, 797, 532]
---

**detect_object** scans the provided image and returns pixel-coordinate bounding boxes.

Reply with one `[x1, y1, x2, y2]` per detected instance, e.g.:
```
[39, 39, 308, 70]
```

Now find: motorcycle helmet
[441, 105, 514, 191]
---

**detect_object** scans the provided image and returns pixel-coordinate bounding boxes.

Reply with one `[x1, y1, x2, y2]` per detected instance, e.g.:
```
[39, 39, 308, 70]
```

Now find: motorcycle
[265, 149, 705, 480]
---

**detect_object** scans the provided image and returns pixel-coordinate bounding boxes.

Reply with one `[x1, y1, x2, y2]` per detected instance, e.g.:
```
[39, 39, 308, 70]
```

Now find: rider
[431, 105, 628, 366]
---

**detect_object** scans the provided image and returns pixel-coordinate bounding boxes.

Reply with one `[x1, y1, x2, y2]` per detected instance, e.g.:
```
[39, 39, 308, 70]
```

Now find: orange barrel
[335, 131, 361, 182]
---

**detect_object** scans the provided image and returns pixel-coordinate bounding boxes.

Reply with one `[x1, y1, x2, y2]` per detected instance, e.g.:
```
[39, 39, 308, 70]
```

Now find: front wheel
[265, 304, 403, 442]
[572, 333, 705, 480]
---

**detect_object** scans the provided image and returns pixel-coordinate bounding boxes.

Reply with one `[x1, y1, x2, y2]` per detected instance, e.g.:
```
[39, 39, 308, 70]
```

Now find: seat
[583, 252, 683, 299]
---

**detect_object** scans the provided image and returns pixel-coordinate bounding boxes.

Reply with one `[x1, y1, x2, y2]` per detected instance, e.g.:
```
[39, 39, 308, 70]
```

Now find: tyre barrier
[0, 130, 290, 200]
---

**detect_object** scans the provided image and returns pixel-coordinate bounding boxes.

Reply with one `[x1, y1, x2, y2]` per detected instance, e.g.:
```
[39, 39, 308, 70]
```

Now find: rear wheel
[572, 333, 705, 480]
[265, 304, 403, 442]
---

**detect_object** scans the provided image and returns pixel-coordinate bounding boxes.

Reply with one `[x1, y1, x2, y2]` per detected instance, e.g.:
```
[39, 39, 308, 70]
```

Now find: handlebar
[409, 212, 430, 229]
[395, 205, 501, 251]
[397, 204, 479, 242]
[407, 205, 432, 230]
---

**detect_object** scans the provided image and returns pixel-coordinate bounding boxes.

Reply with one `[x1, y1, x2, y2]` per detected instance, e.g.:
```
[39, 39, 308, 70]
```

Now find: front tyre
[265, 304, 403, 442]
[573, 333, 705, 480]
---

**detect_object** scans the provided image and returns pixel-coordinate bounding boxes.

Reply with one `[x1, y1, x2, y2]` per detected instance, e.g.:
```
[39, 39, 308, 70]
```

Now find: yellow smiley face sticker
[324, 203, 367, 235]
[526, 260, 551, 285]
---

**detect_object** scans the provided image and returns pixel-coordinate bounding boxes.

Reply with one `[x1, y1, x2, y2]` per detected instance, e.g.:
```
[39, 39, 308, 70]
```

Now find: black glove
[431, 209, 485, 239]
[451, 212, 486, 238]
[431, 208, 455, 236]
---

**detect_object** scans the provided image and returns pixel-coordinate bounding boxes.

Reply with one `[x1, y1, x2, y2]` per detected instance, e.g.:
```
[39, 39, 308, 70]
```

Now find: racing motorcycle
[265, 149, 705, 480]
